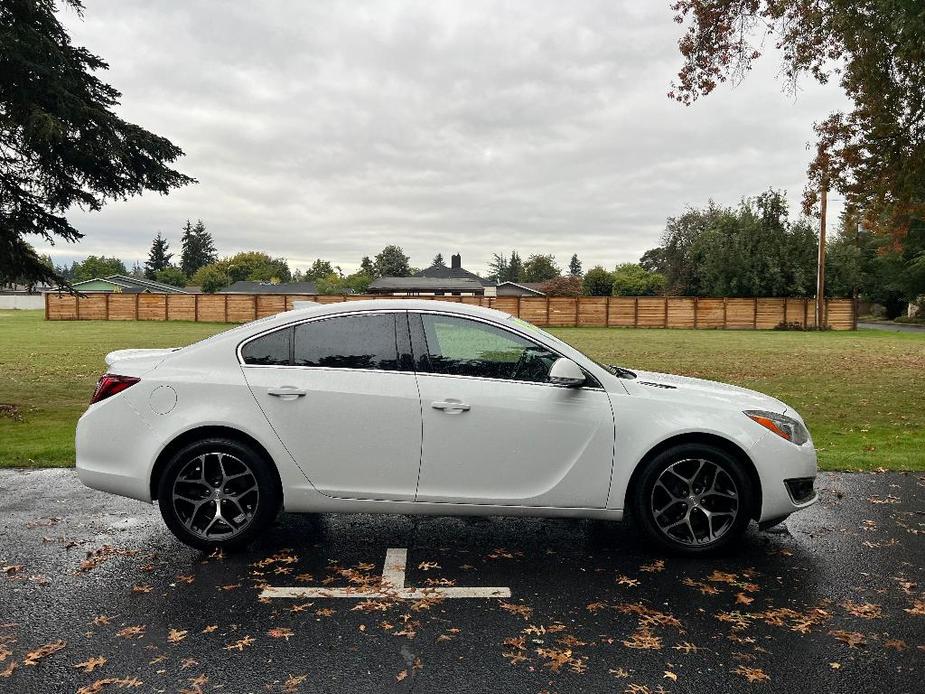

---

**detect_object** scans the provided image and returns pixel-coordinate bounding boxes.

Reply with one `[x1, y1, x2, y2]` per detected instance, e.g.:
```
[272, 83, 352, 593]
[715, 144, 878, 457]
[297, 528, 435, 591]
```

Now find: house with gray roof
[218, 280, 317, 294]
[65, 274, 190, 294]
[367, 276, 486, 296]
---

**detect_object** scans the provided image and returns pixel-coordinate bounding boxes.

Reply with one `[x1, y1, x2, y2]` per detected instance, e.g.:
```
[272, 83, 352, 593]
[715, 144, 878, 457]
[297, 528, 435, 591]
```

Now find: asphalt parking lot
[0, 470, 922, 694]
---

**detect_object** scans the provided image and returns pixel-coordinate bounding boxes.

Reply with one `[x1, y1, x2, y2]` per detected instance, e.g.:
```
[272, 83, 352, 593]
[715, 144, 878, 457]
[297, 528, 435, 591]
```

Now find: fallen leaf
[116, 626, 145, 640]
[23, 640, 66, 666]
[223, 635, 255, 651]
[74, 656, 107, 673]
[76, 676, 143, 694]
[733, 665, 770, 683]
[829, 630, 866, 648]
[167, 629, 188, 644]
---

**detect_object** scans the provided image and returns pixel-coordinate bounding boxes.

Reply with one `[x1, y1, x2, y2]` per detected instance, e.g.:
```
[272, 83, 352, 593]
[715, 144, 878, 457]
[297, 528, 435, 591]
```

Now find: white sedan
[76, 300, 817, 555]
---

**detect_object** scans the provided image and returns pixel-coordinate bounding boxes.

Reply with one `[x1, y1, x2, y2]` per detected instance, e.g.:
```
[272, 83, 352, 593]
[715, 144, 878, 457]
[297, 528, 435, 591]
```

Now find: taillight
[90, 374, 140, 405]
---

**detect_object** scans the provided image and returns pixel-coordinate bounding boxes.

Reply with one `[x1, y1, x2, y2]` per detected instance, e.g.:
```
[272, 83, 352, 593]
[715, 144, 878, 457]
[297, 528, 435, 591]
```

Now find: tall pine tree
[144, 233, 172, 279]
[569, 254, 583, 276]
[180, 219, 217, 276]
[1, 0, 193, 287]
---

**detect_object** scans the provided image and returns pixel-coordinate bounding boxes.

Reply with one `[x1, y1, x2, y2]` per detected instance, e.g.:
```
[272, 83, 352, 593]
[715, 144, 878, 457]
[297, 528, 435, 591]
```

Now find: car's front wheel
[157, 437, 281, 551]
[630, 443, 753, 555]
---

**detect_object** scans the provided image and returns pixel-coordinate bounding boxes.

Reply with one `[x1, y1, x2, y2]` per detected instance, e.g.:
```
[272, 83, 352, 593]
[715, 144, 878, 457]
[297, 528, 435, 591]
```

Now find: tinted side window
[293, 314, 399, 370]
[241, 328, 291, 365]
[418, 314, 558, 382]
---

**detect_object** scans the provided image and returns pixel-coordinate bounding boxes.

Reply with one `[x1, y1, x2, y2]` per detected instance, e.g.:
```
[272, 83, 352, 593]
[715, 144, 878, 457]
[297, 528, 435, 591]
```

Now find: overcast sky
[40, 0, 846, 275]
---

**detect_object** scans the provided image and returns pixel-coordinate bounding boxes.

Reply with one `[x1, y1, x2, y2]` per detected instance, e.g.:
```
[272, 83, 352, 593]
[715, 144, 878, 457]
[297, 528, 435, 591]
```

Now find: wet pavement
[0, 469, 922, 694]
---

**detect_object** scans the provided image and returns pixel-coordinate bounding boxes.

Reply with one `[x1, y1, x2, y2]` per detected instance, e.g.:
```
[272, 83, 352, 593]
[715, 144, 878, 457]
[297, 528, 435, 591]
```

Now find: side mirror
[548, 357, 586, 387]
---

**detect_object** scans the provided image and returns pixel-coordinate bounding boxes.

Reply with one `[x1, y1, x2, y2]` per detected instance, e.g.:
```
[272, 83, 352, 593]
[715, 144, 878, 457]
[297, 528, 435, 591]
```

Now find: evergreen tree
[144, 233, 172, 279]
[359, 256, 377, 279]
[374, 245, 411, 277]
[569, 254, 583, 277]
[1, 0, 192, 287]
[431, 253, 446, 268]
[488, 251, 525, 282]
[180, 219, 217, 276]
[508, 251, 524, 282]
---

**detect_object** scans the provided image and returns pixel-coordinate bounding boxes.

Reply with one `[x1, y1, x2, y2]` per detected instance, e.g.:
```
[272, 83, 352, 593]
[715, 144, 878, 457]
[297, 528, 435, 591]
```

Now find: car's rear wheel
[630, 443, 753, 555]
[157, 437, 280, 551]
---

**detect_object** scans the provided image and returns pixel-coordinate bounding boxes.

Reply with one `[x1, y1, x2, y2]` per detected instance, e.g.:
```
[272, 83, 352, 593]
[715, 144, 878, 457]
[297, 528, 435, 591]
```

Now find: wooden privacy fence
[44, 293, 857, 330]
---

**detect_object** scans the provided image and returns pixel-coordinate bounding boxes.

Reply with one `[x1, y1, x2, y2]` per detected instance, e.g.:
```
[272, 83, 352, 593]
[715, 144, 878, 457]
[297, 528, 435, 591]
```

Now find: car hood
[620, 368, 788, 414]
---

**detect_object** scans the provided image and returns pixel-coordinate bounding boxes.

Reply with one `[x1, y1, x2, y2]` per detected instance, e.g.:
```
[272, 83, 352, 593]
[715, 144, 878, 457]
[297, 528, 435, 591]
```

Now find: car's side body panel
[415, 373, 614, 507]
[603, 389, 817, 518]
[242, 366, 423, 501]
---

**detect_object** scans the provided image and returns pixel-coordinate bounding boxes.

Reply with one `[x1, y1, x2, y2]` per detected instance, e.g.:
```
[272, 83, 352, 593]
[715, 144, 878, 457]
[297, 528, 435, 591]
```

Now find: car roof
[276, 299, 512, 324]
[183, 299, 515, 353]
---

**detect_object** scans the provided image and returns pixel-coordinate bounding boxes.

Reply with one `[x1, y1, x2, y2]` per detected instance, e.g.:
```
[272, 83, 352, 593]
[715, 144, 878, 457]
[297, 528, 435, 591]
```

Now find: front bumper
[747, 431, 818, 521]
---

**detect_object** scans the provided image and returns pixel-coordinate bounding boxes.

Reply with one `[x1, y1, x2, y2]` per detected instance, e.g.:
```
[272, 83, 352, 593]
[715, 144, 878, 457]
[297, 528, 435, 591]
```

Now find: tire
[629, 443, 754, 556]
[157, 437, 281, 551]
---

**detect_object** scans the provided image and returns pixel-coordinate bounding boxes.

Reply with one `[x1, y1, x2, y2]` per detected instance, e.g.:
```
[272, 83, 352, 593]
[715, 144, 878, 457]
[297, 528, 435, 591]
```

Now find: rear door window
[293, 314, 400, 370]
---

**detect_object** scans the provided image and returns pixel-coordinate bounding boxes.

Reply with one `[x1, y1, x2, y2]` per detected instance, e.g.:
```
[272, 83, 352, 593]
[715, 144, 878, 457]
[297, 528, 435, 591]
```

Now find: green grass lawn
[1, 309, 923, 471]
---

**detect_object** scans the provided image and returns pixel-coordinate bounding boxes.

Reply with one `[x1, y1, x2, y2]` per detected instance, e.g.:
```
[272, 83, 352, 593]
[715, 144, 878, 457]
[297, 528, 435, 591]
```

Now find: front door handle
[268, 386, 307, 399]
[431, 399, 470, 414]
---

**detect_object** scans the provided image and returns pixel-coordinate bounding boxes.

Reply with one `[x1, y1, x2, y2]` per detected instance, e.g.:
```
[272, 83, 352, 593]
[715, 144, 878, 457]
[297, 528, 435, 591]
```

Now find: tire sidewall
[157, 437, 280, 551]
[630, 443, 753, 556]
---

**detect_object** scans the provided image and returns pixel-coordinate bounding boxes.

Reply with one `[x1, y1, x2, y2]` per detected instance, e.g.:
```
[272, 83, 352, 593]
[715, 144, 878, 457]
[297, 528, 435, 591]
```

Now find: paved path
[859, 321, 925, 333]
[0, 469, 922, 693]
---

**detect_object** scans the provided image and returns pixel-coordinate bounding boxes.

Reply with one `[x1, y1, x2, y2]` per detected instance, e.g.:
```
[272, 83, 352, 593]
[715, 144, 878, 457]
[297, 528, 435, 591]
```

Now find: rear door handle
[431, 399, 470, 414]
[268, 386, 307, 399]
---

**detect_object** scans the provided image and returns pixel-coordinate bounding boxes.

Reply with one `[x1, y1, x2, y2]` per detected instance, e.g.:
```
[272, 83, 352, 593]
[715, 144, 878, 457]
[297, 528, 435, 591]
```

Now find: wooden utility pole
[815, 183, 827, 329]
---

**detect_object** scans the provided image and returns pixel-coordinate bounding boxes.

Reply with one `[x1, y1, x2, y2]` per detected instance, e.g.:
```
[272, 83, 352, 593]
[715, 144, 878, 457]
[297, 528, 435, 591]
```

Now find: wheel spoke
[650, 458, 740, 547]
[654, 480, 682, 502]
[172, 450, 260, 542]
[227, 482, 257, 500]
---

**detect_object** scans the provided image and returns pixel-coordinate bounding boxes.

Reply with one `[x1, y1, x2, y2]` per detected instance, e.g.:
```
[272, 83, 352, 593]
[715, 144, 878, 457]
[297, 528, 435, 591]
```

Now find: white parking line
[260, 547, 511, 600]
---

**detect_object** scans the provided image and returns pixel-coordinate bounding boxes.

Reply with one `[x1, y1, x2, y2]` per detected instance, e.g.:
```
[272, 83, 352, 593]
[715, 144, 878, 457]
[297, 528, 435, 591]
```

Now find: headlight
[744, 410, 809, 445]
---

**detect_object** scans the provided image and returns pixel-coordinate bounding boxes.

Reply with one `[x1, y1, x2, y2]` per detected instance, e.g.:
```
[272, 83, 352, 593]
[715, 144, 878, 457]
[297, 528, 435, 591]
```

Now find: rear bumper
[747, 432, 818, 521]
[76, 398, 156, 503]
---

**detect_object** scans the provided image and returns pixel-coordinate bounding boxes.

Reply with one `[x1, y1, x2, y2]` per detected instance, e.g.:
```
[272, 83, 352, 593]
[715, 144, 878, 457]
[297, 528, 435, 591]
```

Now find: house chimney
[451, 253, 461, 269]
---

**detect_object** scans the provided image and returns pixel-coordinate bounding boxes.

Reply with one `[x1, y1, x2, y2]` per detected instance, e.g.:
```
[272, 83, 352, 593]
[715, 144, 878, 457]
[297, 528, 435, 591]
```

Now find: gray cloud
[40, 0, 846, 274]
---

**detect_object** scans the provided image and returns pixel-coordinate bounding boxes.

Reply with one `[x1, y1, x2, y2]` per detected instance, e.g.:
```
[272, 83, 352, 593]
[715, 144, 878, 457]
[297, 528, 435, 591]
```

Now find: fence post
[194, 294, 199, 322]
[545, 297, 550, 325]
[44, 293, 50, 321]
[663, 297, 668, 328]
[753, 298, 758, 329]
[693, 297, 698, 329]
[75, 294, 81, 320]
[783, 298, 788, 325]
[134, 293, 139, 320]
[722, 297, 727, 328]
[803, 298, 808, 328]
[634, 297, 639, 327]
[605, 296, 610, 328]
[575, 296, 581, 326]
[516, 295, 522, 319]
